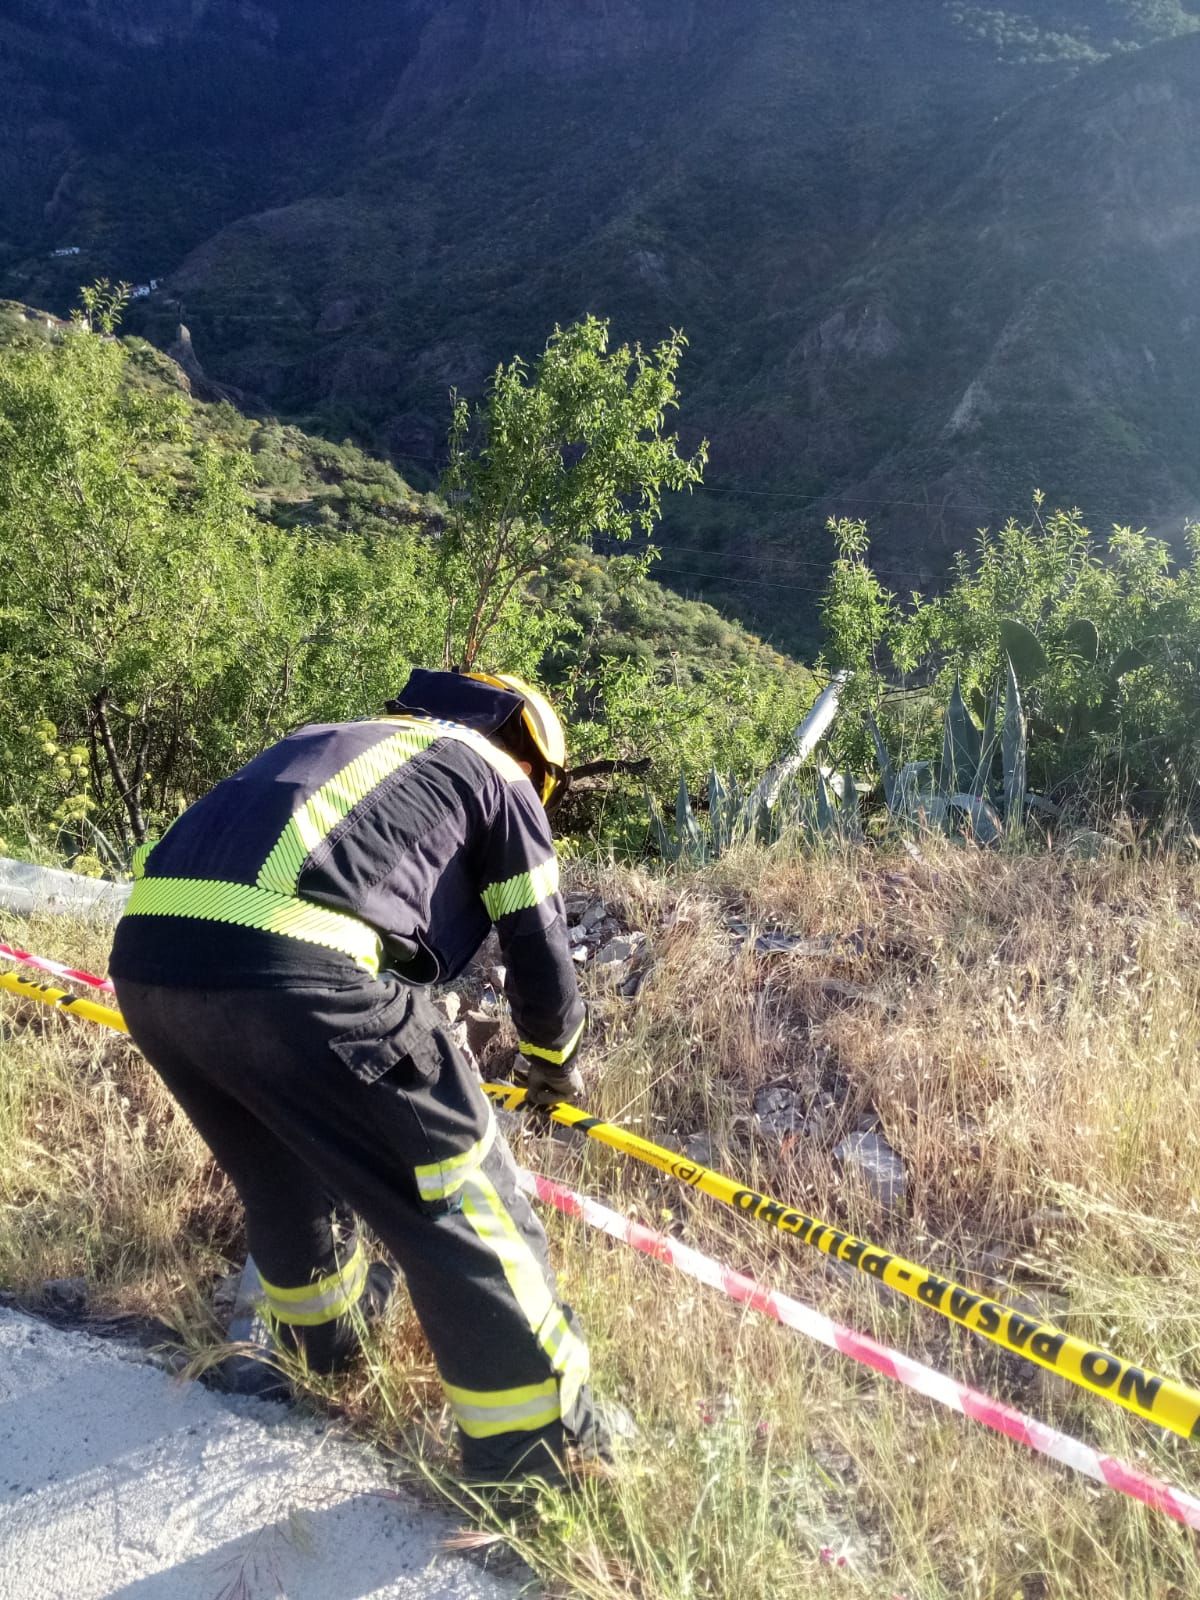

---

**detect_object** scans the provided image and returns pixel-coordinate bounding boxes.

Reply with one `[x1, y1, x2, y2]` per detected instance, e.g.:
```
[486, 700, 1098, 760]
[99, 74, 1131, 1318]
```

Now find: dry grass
[3, 843, 1200, 1598]
[0, 915, 241, 1315]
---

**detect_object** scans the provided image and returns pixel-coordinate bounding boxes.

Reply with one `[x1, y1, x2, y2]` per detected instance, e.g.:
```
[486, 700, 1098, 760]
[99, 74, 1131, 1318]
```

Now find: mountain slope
[1, 2, 1197, 647]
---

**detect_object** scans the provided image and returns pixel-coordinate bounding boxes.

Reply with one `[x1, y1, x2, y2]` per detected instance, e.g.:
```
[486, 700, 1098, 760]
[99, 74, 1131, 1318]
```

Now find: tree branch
[568, 757, 652, 781]
[90, 687, 148, 843]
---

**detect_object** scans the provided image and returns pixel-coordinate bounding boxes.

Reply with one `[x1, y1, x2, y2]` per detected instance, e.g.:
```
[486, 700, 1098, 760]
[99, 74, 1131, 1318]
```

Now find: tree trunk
[91, 688, 148, 844]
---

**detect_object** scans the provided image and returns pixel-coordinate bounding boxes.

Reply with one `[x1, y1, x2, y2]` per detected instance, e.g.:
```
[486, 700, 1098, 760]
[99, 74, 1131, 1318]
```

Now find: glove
[513, 1052, 585, 1109]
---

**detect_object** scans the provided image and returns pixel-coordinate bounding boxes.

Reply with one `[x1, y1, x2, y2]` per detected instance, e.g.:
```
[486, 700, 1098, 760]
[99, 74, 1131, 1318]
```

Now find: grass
[3, 841, 1200, 1597]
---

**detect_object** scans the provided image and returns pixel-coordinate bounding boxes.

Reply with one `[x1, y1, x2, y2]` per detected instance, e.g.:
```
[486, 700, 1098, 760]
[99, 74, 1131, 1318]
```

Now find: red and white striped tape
[4, 937, 1197, 1531]
[519, 1167, 1200, 1533]
[0, 940, 115, 993]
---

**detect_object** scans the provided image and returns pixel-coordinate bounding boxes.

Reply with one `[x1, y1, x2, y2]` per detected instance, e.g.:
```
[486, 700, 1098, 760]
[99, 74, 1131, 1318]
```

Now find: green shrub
[821, 503, 1200, 819]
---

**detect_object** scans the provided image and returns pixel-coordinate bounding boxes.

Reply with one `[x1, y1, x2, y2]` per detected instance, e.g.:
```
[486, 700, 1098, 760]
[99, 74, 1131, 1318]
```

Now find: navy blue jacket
[110, 673, 585, 1062]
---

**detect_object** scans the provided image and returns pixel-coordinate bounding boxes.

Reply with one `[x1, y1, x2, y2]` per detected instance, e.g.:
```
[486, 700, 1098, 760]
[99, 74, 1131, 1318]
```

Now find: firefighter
[108, 668, 596, 1484]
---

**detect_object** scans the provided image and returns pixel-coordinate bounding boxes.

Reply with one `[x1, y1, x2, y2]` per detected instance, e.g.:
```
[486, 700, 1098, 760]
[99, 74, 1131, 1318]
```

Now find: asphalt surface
[0, 1308, 531, 1600]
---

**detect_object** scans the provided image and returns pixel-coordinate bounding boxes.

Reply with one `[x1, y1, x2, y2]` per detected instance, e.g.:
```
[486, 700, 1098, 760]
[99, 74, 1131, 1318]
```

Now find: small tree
[438, 316, 707, 669]
[0, 293, 267, 847]
[0, 288, 453, 863]
[77, 278, 133, 336]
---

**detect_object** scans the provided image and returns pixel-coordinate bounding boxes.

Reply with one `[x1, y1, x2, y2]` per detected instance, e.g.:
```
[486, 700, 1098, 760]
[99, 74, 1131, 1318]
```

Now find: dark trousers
[114, 973, 592, 1480]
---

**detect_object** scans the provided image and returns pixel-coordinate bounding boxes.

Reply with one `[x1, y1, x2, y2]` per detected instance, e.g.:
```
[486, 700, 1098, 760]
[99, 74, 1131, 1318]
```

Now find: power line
[691, 480, 1159, 522]
[384, 443, 1158, 529]
[651, 566, 830, 600]
[646, 543, 934, 583]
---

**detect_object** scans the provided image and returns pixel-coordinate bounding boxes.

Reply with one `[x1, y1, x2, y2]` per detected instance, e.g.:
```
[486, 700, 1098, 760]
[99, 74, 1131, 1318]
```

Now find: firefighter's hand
[513, 1053, 586, 1109]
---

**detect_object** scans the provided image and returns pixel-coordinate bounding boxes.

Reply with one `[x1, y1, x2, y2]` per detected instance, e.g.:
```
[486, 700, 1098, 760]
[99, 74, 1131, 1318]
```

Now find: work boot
[218, 1257, 397, 1398]
[323, 1260, 398, 1372]
[462, 1399, 638, 1524]
[568, 1396, 638, 1465]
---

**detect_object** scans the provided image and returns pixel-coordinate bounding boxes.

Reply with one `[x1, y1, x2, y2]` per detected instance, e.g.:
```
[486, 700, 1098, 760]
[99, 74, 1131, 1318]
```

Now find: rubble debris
[751, 1082, 835, 1140]
[559, 890, 651, 977]
[437, 991, 462, 1025]
[595, 936, 636, 966]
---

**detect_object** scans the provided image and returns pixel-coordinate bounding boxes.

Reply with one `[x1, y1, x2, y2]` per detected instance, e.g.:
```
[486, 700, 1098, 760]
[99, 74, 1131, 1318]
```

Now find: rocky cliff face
[375, 0, 711, 126]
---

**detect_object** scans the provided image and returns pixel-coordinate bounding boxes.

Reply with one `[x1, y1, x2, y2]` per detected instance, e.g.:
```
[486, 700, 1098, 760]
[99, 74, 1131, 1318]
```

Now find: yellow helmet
[466, 671, 567, 807]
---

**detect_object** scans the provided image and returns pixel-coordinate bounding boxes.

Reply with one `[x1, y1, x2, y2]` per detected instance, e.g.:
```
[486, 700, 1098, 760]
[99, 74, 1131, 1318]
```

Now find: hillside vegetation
[0, 299, 813, 867]
[3, 278, 1200, 1600]
[2, 3, 1199, 646]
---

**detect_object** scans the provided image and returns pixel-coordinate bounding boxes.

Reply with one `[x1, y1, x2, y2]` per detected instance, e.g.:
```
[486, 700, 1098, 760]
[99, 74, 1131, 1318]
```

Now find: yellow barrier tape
[484, 1084, 1200, 1442]
[0, 969, 129, 1033]
[4, 968, 1197, 1441]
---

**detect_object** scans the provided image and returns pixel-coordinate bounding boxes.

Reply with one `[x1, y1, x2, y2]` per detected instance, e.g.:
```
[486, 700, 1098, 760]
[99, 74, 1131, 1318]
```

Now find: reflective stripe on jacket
[109, 712, 586, 1062]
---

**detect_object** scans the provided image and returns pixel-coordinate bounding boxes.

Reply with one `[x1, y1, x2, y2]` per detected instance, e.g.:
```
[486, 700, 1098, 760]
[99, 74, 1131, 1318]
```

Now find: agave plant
[648, 675, 855, 864]
[649, 765, 861, 865]
[865, 654, 1045, 844]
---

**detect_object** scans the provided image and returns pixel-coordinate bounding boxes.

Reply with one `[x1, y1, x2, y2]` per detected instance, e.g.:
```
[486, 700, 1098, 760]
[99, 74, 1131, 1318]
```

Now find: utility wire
[651, 566, 832, 600]
[384, 444, 1157, 528]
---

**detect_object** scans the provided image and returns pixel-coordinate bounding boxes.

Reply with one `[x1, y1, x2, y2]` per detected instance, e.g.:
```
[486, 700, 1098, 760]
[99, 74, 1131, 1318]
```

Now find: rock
[563, 893, 592, 919]
[449, 1022, 477, 1066]
[40, 1278, 88, 1316]
[571, 947, 588, 965]
[595, 937, 635, 966]
[833, 1131, 907, 1211]
[753, 1082, 840, 1142]
[464, 1010, 503, 1057]
[581, 901, 608, 931]
[684, 1131, 716, 1166]
[752, 1084, 809, 1138]
[617, 967, 646, 999]
[437, 992, 462, 1025]
[568, 925, 590, 946]
[485, 963, 507, 992]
